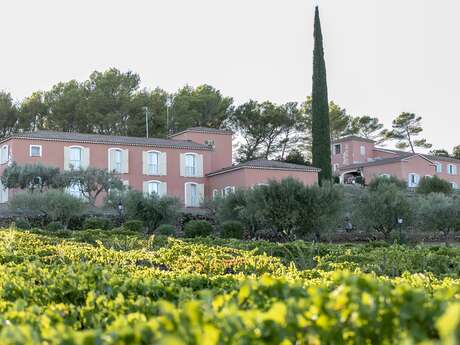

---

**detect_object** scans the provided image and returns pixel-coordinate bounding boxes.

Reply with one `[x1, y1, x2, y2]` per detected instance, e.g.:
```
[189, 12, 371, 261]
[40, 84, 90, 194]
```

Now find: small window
[380, 173, 391, 178]
[223, 186, 235, 197]
[435, 162, 442, 173]
[204, 139, 215, 148]
[333, 163, 339, 172]
[148, 151, 159, 175]
[212, 189, 220, 199]
[30, 145, 42, 157]
[334, 144, 341, 155]
[148, 181, 160, 195]
[70, 147, 83, 169]
[185, 153, 197, 177]
[408, 173, 420, 188]
[447, 164, 457, 175]
[360, 145, 366, 156]
[451, 182, 458, 189]
[1, 145, 9, 164]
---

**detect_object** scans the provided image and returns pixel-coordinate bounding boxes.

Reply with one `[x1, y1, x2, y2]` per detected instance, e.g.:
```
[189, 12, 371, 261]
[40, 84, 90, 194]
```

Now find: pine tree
[311, 6, 332, 183]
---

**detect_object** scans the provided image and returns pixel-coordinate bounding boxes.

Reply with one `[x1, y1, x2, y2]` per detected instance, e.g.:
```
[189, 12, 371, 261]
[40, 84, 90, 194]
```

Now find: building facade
[0, 127, 320, 205]
[332, 136, 460, 189]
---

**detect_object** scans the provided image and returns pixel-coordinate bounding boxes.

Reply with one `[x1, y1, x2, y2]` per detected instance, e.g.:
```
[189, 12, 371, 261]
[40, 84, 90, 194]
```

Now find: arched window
[148, 181, 160, 195]
[223, 186, 235, 197]
[185, 153, 197, 177]
[109, 148, 123, 173]
[148, 151, 160, 175]
[185, 182, 199, 207]
[69, 146, 83, 169]
[212, 189, 220, 199]
[435, 162, 442, 173]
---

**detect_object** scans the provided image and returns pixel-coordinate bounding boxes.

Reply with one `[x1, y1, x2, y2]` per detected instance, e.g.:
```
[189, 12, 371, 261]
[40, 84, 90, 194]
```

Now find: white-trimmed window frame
[333, 144, 341, 155]
[447, 164, 457, 175]
[146, 180, 162, 196]
[451, 182, 458, 190]
[379, 173, 391, 178]
[67, 181, 84, 199]
[69, 145, 84, 170]
[108, 147, 124, 174]
[212, 189, 220, 199]
[147, 150, 160, 175]
[1, 145, 9, 165]
[223, 186, 236, 197]
[435, 162, 442, 173]
[185, 182, 199, 207]
[29, 144, 42, 157]
[360, 145, 366, 156]
[408, 173, 420, 188]
[184, 152, 198, 177]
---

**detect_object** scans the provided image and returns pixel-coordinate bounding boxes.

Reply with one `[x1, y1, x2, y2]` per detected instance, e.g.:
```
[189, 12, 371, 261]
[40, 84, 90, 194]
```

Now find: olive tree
[1, 163, 65, 192]
[416, 193, 460, 235]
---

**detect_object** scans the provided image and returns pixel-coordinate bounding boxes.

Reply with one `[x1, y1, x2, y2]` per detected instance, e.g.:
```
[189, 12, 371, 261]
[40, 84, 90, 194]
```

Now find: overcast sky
[1, 0, 459, 151]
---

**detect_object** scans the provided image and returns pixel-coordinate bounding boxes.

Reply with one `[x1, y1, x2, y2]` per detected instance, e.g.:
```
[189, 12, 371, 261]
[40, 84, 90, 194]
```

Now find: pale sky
[1, 0, 459, 151]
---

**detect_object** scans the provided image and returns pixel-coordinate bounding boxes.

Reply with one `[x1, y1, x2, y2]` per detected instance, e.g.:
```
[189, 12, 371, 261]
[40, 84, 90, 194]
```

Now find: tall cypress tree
[311, 6, 332, 183]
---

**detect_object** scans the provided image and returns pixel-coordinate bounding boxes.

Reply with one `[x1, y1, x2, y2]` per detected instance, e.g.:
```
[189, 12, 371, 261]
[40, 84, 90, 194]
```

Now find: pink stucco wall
[3, 137, 211, 205]
[332, 139, 375, 170]
[207, 168, 318, 197]
[170, 131, 233, 172]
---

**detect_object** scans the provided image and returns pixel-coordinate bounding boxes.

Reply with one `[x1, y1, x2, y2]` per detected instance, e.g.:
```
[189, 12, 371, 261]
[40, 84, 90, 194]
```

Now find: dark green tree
[311, 6, 332, 183]
[0, 91, 18, 138]
[452, 145, 460, 160]
[346, 115, 386, 142]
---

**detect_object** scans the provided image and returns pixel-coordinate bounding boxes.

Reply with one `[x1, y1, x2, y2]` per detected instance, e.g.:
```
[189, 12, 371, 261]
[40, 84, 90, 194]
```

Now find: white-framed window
[185, 153, 197, 177]
[108, 148, 123, 173]
[212, 189, 220, 199]
[30, 145, 42, 157]
[334, 144, 341, 155]
[1, 145, 9, 164]
[67, 182, 83, 198]
[408, 173, 420, 188]
[204, 139, 215, 148]
[451, 182, 458, 189]
[69, 147, 83, 169]
[148, 151, 159, 175]
[435, 162, 442, 173]
[447, 164, 457, 175]
[0, 182, 8, 203]
[148, 181, 160, 195]
[380, 173, 391, 178]
[333, 163, 339, 172]
[185, 182, 204, 207]
[223, 186, 235, 197]
[360, 145, 366, 156]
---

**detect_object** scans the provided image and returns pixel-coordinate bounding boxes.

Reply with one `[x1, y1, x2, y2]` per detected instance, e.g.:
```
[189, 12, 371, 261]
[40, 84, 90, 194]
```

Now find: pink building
[332, 136, 460, 189]
[0, 127, 320, 206]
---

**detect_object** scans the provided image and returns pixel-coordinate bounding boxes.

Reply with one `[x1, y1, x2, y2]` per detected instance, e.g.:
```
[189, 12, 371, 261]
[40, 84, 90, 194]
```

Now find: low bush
[83, 217, 113, 230]
[47, 221, 64, 231]
[417, 176, 453, 195]
[123, 220, 144, 232]
[416, 193, 460, 235]
[14, 217, 31, 230]
[220, 220, 244, 239]
[184, 220, 213, 238]
[156, 224, 176, 236]
[367, 175, 407, 191]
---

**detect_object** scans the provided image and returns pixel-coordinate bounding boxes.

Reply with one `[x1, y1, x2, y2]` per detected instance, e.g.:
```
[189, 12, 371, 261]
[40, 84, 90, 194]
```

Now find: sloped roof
[338, 152, 435, 171]
[170, 127, 233, 137]
[333, 136, 375, 144]
[1, 130, 212, 150]
[207, 159, 321, 176]
[373, 147, 460, 164]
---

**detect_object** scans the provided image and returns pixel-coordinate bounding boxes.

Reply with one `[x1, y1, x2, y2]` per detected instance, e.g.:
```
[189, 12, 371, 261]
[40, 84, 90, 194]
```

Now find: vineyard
[0, 228, 459, 344]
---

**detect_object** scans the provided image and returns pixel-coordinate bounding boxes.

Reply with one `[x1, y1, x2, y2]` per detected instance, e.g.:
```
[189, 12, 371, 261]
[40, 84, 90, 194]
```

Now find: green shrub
[156, 224, 176, 236]
[14, 217, 31, 230]
[352, 182, 412, 240]
[9, 190, 86, 228]
[368, 175, 407, 191]
[220, 221, 244, 239]
[416, 193, 460, 234]
[184, 220, 213, 238]
[416, 176, 453, 195]
[67, 216, 85, 230]
[123, 220, 144, 232]
[106, 190, 179, 231]
[83, 217, 113, 230]
[47, 221, 64, 231]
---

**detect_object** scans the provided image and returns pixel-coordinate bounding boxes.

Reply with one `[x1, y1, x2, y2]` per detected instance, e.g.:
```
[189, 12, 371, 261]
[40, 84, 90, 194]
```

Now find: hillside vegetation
[0, 228, 459, 344]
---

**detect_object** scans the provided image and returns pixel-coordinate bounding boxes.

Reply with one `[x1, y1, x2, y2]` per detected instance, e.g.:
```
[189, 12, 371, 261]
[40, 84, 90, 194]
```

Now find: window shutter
[1, 145, 9, 164]
[122, 149, 129, 173]
[64, 147, 70, 171]
[180, 154, 185, 177]
[142, 151, 148, 175]
[160, 182, 167, 197]
[83, 147, 90, 169]
[185, 183, 191, 207]
[108, 149, 114, 171]
[197, 154, 204, 177]
[160, 152, 167, 176]
[198, 183, 204, 205]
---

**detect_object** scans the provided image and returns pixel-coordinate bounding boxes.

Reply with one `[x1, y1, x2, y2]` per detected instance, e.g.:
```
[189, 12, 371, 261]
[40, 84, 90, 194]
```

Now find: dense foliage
[417, 175, 453, 195]
[0, 228, 459, 344]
